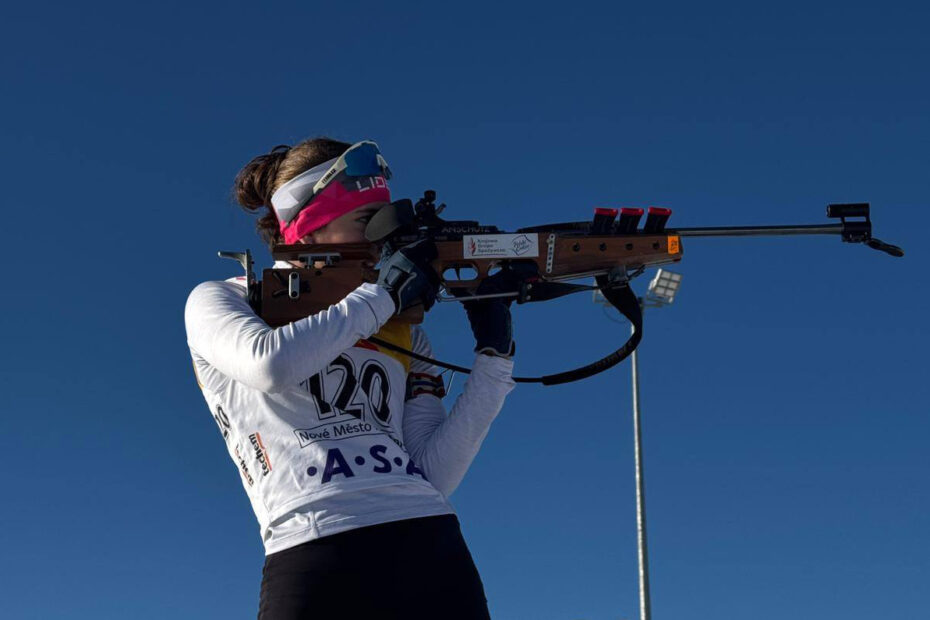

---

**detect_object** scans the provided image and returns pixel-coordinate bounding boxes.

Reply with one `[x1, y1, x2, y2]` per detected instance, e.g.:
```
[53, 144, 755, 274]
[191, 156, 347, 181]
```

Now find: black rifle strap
[367, 275, 642, 386]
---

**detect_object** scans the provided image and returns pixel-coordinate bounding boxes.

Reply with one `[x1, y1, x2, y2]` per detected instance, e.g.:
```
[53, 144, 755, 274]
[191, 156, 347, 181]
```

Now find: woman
[184, 137, 516, 619]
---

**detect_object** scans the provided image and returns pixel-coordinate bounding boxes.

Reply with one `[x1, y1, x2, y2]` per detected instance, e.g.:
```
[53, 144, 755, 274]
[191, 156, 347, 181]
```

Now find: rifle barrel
[669, 223, 844, 238]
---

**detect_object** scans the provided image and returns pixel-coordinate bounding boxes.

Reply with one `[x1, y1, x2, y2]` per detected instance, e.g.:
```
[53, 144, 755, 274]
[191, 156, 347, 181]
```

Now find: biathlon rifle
[220, 191, 903, 386]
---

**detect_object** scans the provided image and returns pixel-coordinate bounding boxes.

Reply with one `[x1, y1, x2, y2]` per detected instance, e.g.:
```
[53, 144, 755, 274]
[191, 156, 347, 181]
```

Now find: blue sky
[2, 1, 927, 618]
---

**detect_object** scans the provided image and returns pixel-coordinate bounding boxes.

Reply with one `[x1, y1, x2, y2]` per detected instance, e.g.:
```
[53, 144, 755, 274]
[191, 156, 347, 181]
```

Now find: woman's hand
[377, 240, 441, 314]
[464, 298, 513, 358]
[460, 265, 532, 358]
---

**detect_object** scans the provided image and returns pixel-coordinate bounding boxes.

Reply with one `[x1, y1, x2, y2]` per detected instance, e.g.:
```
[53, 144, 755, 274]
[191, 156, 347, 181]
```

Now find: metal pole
[631, 312, 652, 620]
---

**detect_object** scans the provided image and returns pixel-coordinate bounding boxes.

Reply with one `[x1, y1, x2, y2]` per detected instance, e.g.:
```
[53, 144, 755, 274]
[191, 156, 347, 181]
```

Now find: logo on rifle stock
[511, 234, 533, 255]
[463, 234, 539, 259]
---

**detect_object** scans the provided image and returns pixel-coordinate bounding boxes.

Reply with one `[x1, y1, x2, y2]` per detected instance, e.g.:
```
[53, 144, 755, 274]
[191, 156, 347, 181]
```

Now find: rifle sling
[367, 276, 642, 386]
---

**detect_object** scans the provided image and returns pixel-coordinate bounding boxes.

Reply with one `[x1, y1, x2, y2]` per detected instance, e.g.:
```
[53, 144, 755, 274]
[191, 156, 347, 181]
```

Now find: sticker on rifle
[463, 234, 539, 259]
[667, 235, 681, 254]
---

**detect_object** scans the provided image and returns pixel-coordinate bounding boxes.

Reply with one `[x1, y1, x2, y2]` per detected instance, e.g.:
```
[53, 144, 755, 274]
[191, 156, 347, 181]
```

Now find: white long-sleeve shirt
[184, 275, 515, 555]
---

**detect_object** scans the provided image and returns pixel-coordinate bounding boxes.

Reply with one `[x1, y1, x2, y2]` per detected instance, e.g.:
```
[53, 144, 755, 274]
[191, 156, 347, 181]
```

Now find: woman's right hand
[377, 240, 441, 314]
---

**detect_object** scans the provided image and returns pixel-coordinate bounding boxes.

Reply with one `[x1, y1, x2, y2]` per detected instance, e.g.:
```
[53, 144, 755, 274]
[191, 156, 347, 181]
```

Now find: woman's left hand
[459, 265, 533, 358]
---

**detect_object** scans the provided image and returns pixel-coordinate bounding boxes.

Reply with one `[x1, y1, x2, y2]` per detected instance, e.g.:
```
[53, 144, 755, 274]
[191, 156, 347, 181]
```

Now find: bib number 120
[302, 355, 392, 425]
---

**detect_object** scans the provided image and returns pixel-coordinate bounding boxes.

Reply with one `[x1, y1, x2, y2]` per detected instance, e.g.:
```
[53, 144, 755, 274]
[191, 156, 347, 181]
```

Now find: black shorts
[258, 514, 491, 620]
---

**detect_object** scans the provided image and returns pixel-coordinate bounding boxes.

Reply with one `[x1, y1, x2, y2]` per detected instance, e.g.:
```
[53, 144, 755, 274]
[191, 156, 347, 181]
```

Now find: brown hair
[233, 136, 351, 248]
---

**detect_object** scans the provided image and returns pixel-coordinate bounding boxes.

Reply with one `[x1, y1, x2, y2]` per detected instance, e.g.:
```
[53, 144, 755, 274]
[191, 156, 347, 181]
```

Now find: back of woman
[184, 137, 517, 619]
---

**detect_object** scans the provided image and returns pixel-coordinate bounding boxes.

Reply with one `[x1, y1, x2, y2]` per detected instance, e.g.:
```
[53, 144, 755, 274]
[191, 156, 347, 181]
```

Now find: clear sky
[2, 1, 927, 619]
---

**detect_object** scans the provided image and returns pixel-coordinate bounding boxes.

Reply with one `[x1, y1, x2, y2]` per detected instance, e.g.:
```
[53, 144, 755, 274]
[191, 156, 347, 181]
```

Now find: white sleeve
[184, 280, 396, 393]
[401, 326, 516, 496]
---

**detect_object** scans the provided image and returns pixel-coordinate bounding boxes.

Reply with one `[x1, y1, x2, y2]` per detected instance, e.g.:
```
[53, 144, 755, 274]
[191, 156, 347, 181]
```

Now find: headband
[270, 141, 392, 243]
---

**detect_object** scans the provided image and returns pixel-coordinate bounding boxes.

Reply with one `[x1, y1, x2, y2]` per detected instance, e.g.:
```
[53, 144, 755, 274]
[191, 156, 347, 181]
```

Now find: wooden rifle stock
[257, 231, 683, 327]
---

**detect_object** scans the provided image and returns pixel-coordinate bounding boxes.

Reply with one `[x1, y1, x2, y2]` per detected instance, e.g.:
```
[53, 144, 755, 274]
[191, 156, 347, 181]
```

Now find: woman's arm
[402, 327, 515, 496]
[185, 242, 443, 393]
[184, 280, 395, 393]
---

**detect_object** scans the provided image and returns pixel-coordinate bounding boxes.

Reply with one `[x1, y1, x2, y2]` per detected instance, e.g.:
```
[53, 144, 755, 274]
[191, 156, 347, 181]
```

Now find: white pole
[631, 311, 652, 620]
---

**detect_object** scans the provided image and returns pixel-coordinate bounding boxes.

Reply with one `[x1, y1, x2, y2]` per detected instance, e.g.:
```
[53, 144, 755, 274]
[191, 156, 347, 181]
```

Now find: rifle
[220, 191, 903, 386]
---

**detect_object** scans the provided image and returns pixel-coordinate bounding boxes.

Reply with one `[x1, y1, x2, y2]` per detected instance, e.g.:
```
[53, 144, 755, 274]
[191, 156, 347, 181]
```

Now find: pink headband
[279, 175, 391, 244]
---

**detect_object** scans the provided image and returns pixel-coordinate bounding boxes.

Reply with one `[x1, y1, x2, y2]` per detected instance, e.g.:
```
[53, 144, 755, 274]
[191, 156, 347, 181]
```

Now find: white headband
[269, 155, 339, 224]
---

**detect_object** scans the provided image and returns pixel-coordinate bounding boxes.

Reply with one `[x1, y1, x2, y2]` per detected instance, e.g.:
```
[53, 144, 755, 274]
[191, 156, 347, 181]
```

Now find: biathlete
[184, 137, 516, 619]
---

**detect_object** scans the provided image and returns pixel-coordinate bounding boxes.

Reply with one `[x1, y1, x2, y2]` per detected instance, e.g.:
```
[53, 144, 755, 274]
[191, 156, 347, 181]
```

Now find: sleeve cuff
[470, 352, 515, 383]
[347, 283, 396, 333]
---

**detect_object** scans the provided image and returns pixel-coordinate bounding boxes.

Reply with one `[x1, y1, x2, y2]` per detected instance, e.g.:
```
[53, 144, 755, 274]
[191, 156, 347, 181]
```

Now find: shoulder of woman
[185, 279, 251, 321]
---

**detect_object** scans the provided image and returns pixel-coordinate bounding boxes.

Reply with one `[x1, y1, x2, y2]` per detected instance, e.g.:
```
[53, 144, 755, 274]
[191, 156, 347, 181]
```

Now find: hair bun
[234, 144, 291, 210]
